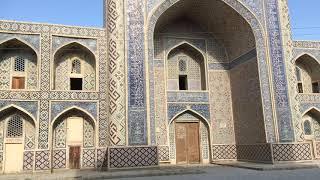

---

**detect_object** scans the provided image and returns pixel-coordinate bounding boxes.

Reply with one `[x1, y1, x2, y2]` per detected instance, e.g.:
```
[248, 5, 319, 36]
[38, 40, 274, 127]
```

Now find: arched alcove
[302, 108, 320, 140]
[51, 108, 96, 169]
[167, 43, 206, 90]
[0, 106, 36, 173]
[0, 38, 38, 90]
[295, 54, 320, 93]
[53, 42, 96, 91]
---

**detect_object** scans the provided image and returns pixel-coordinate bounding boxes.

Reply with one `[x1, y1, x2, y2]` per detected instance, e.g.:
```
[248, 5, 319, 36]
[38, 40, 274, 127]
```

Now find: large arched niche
[0, 38, 38, 90]
[148, 0, 274, 146]
[53, 42, 96, 91]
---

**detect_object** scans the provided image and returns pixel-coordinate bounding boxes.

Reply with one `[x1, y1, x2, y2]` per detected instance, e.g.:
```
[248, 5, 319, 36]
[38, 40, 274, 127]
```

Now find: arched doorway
[170, 110, 210, 164]
[53, 42, 96, 91]
[0, 106, 36, 173]
[52, 108, 95, 169]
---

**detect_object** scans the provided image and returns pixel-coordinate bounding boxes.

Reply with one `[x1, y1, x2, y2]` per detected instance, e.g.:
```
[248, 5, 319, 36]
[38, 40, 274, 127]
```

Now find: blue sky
[0, 0, 319, 40]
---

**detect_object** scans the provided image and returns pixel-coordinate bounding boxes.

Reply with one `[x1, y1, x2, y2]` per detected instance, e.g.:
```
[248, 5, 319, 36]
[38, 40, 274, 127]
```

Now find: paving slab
[213, 161, 320, 171]
[0, 166, 207, 180]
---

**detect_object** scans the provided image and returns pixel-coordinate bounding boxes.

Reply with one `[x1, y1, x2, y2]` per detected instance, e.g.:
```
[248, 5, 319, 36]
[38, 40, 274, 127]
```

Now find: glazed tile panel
[127, 0, 147, 145]
[265, 0, 294, 142]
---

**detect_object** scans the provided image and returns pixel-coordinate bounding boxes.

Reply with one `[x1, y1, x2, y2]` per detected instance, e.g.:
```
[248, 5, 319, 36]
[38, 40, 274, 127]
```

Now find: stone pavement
[1, 163, 320, 180]
[0, 165, 207, 180]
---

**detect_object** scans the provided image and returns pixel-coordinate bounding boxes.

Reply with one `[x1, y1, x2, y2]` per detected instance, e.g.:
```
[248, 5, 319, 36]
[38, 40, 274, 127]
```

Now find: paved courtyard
[118, 166, 320, 180]
[2, 165, 320, 180]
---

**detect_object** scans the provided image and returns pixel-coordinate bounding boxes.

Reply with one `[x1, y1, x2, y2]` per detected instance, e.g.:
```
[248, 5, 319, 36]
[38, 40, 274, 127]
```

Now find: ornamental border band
[0, 0, 319, 173]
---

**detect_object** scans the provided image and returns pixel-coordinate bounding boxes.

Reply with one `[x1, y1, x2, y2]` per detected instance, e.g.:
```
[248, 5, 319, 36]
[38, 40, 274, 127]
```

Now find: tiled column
[265, 0, 295, 142]
[106, 0, 126, 146]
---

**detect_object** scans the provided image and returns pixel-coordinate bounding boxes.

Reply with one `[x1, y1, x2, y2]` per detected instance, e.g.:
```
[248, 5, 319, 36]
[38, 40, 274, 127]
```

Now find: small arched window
[304, 120, 312, 136]
[6, 114, 23, 138]
[14, 56, 25, 72]
[71, 59, 81, 74]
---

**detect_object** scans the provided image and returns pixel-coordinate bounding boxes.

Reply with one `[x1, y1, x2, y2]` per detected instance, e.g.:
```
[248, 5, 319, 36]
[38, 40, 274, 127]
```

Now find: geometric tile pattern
[0, 152, 2, 170]
[82, 149, 95, 168]
[158, 146, 169, 161]
[200, 122, 209, 159]
[35, 150, 50, 170]
[107, 0, 126, 146]
[272, 143, 313, 161]
[97, 148, 108, 168]
[237, 144, 272, 162]
[53, 149, 66, 169]
[316, 142, 320, 159]
[109, 147, 158, 169]
[212, 145, 237, 160]
[23, 151, 34, 171]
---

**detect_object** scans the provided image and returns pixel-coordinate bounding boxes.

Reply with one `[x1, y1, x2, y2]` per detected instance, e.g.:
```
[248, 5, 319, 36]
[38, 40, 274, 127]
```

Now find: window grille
[304, 120, 312, 135]
[14, 56, 25, 72]
[71, 59, 81, 74]
[179, 59, 187, 72]
[6, 115, 23, 138]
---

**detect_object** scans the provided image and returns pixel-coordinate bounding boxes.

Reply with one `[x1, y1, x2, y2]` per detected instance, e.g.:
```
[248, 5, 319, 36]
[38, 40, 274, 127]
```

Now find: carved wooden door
[175, 122, 200, 164]
[69, 146, 81, 169]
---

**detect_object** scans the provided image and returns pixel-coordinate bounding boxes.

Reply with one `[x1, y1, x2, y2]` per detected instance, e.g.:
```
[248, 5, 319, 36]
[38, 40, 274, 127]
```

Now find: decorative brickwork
[109, 147, 158, 168]
[212, 145, 237, 160]
[273, 143, 313, 161]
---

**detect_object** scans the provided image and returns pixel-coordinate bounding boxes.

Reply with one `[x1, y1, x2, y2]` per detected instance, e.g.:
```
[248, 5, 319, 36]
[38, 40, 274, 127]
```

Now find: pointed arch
[0, 37, 39, 57]
[0, 104, 36, 123]
[302, 107, 320, 119]
[146, 0, 276, 144]
[169, 109, 210, 128]
[51, 106, 96, 127]
[166, 41, 206, 60]
[53, 41, 96, 60]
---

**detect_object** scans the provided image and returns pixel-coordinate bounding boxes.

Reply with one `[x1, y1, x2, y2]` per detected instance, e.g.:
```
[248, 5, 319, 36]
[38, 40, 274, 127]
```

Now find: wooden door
[69, 146, 81, 169]
[175, 122, 200, 164]
[12, 77, 25, 89]
[4, 144, 23, 173]
[187, 123, 200, 163]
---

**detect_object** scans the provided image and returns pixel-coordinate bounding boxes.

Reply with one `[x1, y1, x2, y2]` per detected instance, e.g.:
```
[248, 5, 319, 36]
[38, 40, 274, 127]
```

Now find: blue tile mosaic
[167, 91, 209, 103]
[51, 101, 97, 122]
[127, 0, 148, 145]
[0, 100, 38, 120]
[167, 103, 210, 122]
[265, 0, 294, 142]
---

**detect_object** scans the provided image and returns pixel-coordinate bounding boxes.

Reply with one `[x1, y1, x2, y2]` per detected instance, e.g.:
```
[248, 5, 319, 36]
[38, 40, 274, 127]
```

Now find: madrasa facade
[0, 0, 320, 173]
